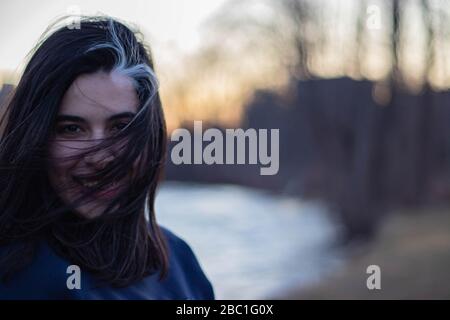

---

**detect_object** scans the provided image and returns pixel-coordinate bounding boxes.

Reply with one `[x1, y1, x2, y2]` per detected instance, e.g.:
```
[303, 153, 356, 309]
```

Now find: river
[155, 182, 344, 299]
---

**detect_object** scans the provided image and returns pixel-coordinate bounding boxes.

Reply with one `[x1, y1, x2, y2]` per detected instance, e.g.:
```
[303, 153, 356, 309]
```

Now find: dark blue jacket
[0, 227, 214, 300]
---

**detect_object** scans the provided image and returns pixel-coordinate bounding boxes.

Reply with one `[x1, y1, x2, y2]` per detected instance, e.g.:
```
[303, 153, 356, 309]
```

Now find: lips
[71, 174, 122, 199]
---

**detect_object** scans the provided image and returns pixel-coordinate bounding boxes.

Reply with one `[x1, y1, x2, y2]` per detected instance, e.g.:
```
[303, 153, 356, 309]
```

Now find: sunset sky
[0, 0, 227, 73]
[1, 0, 449, 129]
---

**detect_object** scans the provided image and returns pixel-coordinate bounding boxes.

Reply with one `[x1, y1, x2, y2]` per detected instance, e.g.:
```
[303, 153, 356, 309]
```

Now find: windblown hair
[0, 16, 169, 286]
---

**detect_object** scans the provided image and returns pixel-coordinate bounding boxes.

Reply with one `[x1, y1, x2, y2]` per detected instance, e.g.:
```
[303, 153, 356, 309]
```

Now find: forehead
[59, 71, 139, 117]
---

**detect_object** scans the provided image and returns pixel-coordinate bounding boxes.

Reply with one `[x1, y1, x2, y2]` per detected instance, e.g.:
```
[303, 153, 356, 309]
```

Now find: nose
[83, 144, 116, 171]
[82, 133, 115, 170]
[83, 149, 115, 170]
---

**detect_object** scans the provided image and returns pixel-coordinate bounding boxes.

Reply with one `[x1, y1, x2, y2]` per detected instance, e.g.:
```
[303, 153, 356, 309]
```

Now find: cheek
[112, 138, 141, 176]
[131, 151, 146, 178]
[47, 141, 82, 184]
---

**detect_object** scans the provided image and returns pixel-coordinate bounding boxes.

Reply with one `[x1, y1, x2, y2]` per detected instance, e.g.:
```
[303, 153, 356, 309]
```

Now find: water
[155, 182, 344, 299]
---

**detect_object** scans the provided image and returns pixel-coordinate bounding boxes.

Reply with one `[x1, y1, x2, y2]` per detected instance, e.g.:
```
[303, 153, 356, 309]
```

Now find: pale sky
[0, 0, 227, 73]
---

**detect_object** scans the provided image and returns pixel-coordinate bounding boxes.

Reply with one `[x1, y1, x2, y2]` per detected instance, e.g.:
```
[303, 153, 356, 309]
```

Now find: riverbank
[276, 207, 450, 299]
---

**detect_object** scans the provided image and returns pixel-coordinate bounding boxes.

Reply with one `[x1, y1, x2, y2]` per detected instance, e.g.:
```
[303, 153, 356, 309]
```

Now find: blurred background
[1, 0, 450, 299]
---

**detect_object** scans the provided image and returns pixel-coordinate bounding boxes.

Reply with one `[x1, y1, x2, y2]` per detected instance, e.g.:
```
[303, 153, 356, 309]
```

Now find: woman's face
[48, 70, 139, 219]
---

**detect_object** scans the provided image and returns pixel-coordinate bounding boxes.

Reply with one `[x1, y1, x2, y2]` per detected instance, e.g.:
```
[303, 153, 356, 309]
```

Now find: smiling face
[48, 70, 139, 219]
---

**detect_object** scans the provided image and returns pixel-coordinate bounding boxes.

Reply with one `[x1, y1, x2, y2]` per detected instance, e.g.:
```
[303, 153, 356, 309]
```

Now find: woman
[0, 16, 214, 300]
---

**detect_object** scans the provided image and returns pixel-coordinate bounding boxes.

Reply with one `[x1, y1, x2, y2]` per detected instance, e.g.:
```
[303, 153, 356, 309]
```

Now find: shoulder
[160, 226, 197, 260]
[0, 241, 72, 299]
[0, 228, 215, 300]
[159, 226, 215, 300]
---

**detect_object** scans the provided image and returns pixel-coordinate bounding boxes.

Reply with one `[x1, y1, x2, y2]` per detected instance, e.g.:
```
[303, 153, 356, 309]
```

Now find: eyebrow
[56, 112, 136, 123]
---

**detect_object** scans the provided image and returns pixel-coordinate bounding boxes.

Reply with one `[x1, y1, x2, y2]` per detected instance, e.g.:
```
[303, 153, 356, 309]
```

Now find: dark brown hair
[0, 16, 168, 287]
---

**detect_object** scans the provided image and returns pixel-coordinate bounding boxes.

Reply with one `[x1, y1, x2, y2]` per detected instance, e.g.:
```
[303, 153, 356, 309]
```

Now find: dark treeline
[165, 77, 450, 240]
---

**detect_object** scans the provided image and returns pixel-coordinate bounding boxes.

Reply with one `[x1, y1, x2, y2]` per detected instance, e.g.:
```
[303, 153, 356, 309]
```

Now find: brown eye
[56, 124, 83, 136]
[111, 122, 129, 132]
